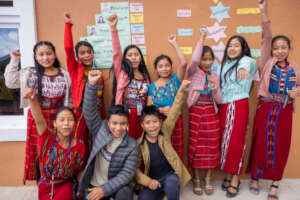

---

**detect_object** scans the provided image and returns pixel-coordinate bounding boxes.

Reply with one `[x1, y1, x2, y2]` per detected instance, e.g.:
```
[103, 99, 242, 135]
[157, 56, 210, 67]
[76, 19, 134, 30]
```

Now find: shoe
[193, 179, 203, 195]
[249, 178, 259, 195]
[204, 176, 214, 195]
[226, 181, 240, 198]
[221, 178, 231, 191]
[267, 184, 279, 200]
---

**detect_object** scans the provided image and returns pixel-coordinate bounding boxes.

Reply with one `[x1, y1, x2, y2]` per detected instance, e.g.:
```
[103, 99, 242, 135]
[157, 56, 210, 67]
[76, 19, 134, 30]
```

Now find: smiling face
[227, 38, 242, 60]
[77, 45, 94, 67]
[54, 109, 75, 137]
[34, 45, 56, 68]
[141, 114, 162, 140]
[125, 47, 142, 69]
[199, 51, 214, 73]
[108, 114, 129, 138]
[272, 38, 290, 62]
[155, 58, 172, 78]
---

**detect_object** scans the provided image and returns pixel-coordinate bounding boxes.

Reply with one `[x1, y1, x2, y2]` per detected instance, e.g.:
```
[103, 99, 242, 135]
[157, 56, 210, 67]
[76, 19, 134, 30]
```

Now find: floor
[0, 179, 299, 200]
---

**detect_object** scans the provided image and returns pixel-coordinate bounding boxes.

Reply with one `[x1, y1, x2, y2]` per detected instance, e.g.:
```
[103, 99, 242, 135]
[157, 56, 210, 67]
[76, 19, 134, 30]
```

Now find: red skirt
[219, 99, 249, 175]
[128, 108, 143, 139]
[38, 180, 73, 200]
[171, 115, 185, 161]
[188, 105, 220, 170]
[247, 100, 293, 181]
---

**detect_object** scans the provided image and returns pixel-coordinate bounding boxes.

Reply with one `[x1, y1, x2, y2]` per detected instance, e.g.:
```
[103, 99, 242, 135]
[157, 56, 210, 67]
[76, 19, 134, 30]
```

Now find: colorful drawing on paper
[207, 22, 227, 42]
[210, 2, 230, 23]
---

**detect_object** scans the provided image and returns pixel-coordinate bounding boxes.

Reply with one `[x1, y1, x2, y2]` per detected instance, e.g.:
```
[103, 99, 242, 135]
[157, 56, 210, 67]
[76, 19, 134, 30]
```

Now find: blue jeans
[138, 173, 180, 200]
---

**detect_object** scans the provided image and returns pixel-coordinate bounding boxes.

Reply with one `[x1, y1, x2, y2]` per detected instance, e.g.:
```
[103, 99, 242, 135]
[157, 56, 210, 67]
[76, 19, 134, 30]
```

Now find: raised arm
[259, 0, 272, 70]
[64, 12, 78, 78]
[108, 14, 123, 80]
[83, 70, 103, 139]
[162, 80, 190, 139]
[4, 51, 21, 89]
[168, 34, 187, 82]
[101, 143, 138, 197]
[23, 88, 47, 135]
[187, 28, 206, 78]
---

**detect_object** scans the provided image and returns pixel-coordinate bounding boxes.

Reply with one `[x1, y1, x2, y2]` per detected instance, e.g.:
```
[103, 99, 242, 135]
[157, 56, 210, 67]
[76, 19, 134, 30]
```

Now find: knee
[115, 186, 133, 200]
[165, 174, 180, 187]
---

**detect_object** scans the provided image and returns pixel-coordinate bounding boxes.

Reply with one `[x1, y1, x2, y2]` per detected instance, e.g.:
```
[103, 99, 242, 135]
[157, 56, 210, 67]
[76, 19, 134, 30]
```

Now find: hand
[148, 179, 161, 190]
[88, 69, 102, 85]
[287, 87, 298, 99]
[22, 88, 35, 100]
[207, 74, 217, 91]
[87, 187, 104, 200]
[168, 34, 177, 45]
[179, 80, 191, 91]
[107, 14, 118, 30]
[159, 106, 171, 116]
[237, 69, 250, 80]
[200, 25, 207, 37]
[10, 51, 21, 61]
[64, 12, 72, 24]
[258, 0, 267, 13]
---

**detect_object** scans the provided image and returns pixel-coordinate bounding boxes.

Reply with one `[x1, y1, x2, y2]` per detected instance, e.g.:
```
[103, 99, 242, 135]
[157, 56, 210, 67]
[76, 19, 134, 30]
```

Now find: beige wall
[1, 0, 300, 186]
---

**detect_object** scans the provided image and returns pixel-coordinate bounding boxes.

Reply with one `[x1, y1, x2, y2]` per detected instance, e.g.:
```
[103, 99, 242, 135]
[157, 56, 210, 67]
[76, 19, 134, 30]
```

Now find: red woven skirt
[188, 105, 220, 170]
[38, 180, 73, 200]
[219, 98, 249, 175]
[247, 100, 293, 181]
[128, 108, 143, 139]
[170, 115, 185, 161]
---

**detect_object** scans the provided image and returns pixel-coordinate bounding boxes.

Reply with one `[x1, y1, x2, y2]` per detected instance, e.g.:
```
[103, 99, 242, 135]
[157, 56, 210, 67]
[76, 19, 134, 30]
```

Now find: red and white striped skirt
[219, 98, 249, 175]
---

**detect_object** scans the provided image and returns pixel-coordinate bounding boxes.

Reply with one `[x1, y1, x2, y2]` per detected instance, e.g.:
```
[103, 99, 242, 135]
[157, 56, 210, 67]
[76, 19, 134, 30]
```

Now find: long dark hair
[33, 41, 61, 101]
[74, 41, 94, 59]
[220, 35, 251, 88]
[111, 45, 151, 105]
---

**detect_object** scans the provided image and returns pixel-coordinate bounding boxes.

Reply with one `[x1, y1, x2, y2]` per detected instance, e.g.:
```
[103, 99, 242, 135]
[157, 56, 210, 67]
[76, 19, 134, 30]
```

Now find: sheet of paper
[207, 22, 227, 42]
[138, 45, 147, 55]
[236, 26, 262, 34]
[131, 24, 144, 34]
[177, 9, 191, 17]
[212, 42, 225, 62]
[178, 28, 193, 36]
[130, 3, 143, 13]
[87, 25, 97, 36]
[180, 47, 193, 55]
[132, 35, 145, 45]
[210, 2, 230, 23]
[101, 2, 129, 14]
[213, 0, 218, 4]
[237, 8, 260, 14]
[143, 55, 147, 64]
[130, 13, 144, 23]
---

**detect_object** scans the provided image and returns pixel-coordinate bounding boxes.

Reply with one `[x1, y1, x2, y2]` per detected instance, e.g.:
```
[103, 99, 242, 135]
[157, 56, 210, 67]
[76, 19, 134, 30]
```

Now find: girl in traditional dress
[64, 12, 105, 151]
[4, 42, 72, 184]
[23, 88, 85, 200]
[218, 35, 257, 197]
[109, 14, 151, 139]
[187, 27, 222, 195]
[248, 1, 300, 199]
[147, 34, 187, 161]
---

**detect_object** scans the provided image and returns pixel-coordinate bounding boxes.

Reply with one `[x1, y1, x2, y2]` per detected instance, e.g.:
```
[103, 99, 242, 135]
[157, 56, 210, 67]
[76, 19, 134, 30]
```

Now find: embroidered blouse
[148, 73, 181, 107]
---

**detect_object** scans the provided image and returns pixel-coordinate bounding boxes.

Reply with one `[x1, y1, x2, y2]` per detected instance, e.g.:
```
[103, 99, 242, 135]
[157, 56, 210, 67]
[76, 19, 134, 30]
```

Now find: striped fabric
[219, 99, 249, 175]
[170, 115, 185, 161]
[188, 105, 220, 169]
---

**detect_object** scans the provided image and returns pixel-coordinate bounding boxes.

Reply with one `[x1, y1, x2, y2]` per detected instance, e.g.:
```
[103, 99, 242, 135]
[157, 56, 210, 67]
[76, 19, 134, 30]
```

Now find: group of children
[4, 0, 299, 200]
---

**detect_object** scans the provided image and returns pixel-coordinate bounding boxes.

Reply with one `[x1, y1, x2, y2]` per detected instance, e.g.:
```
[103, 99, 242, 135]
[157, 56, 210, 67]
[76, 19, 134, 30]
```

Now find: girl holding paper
[218, 35, 257, 197]
[147, 34, 187, 161]
[248, 1, 300, 199]
[64, 12, 105, 151]
[186, 27, 222, 196]
[109, 14, 151, 139]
